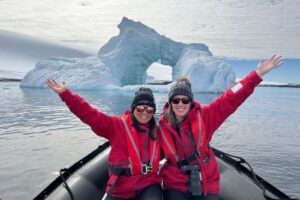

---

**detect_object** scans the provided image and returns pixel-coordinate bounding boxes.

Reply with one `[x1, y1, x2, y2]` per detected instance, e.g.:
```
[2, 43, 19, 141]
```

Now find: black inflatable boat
[34, 141, 294, 200]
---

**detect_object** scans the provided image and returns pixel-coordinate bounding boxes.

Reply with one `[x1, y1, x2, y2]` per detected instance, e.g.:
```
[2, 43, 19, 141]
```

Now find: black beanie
[168, 79, 194, 102]
[131, 87, 156, 113]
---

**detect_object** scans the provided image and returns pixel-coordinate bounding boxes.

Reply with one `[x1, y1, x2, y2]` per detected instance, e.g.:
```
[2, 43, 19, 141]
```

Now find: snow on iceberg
[98, 18, 212, 86]
[174, 48, 235, 92]
[21, 17, 235, 92]
[20, 56, 120, 90]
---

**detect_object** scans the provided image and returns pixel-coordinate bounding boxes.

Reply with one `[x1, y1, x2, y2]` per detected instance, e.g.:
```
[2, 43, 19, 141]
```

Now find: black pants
[163, 189, 221, 200]
[106, 184, 162, 200]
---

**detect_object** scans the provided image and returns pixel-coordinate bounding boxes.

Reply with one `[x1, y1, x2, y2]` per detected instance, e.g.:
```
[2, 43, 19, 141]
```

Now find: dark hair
[131, 114, 156, 140]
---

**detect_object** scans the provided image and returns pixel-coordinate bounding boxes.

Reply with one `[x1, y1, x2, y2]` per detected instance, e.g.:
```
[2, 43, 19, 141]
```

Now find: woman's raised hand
[257, 55, 283, 77]
[46, 79, 67, 94]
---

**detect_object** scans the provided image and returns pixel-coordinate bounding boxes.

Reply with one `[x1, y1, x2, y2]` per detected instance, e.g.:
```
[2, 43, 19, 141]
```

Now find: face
[171, 95, 192, 122]
[133, 105, 155, 124]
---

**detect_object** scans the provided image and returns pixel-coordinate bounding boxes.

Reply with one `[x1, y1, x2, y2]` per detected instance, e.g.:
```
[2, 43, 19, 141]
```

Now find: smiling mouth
[141, 115, 149, 119]
[175, 108, 186, 112]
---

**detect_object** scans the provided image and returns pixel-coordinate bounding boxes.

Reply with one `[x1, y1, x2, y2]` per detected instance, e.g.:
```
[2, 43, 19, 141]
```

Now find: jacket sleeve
[59, 89, 115, 140]
[201, 71, 262, 142]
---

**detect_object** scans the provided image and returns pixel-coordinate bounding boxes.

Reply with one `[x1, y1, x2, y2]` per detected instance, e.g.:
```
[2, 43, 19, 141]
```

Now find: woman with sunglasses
[46, 81, 162, 200]
[158, 55, 283, 200]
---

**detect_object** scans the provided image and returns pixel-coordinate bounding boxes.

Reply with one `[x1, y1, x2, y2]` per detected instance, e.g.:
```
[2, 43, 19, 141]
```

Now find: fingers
[46, 79, 55, 87]
[50, 79, 59, 87]
[273, 55, 283, 67]
[46, 79, 54, 88]
[273, 55, 282, 62]
[270, 55, 276, 61]
[46, 79, 66, 89]
[276, 60, 284, 67]
[268, 55, 283, 68]
[257, 55, 283, 77]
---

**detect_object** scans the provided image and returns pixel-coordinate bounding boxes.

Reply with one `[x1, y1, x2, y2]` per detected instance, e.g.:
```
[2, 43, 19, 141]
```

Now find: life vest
[110, 114, 160, 175]
[159, 111, 208, 166]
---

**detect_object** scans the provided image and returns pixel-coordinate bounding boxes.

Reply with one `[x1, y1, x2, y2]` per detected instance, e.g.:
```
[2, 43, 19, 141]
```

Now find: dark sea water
[0, 82, 299, 199]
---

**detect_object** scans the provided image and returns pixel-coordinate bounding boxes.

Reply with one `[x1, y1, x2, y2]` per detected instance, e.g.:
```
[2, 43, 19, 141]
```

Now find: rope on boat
[221, 152, 298, 200]
[59, 168, 75, 200]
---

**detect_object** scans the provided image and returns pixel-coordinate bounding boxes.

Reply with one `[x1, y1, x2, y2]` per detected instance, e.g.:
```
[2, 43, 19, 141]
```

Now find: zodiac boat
[34, 141, 293, 200]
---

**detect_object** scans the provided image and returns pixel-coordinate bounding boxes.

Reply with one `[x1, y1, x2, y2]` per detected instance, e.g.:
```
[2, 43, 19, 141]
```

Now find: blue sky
[226, 58, 300, 84]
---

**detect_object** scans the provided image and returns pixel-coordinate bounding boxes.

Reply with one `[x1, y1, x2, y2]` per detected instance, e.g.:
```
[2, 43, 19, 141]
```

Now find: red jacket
[158, 71, 262, 195]
[59, 90, 161, 199]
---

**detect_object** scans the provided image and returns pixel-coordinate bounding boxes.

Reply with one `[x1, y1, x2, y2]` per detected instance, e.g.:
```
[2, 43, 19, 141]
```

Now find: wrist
[256, 69, 263, 78]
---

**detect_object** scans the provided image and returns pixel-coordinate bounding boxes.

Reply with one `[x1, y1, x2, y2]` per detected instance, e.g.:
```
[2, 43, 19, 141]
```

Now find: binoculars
[181, 164, 202, 196]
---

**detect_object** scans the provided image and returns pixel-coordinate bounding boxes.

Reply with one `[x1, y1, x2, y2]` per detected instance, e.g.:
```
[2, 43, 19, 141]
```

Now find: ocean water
[0, 82, 300, 199]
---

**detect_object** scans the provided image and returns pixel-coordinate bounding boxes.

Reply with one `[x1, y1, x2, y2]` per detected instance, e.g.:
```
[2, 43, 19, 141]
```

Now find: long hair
[166, 105, 177, 130]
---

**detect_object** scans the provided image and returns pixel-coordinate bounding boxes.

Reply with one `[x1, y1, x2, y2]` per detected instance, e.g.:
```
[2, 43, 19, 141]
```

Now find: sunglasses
[171, 98, 191, 105]
[135, 106, 155, 114]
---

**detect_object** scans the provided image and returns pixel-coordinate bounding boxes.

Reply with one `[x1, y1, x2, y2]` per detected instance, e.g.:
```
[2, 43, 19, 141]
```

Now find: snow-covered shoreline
[2, 78, 299, 89]
[258, 82, 300, 88]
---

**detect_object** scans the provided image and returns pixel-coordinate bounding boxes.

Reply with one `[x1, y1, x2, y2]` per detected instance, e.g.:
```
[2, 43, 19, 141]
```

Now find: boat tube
[34, 141, 296, 200]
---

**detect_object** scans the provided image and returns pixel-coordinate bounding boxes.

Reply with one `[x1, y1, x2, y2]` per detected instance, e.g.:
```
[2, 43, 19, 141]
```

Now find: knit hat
[168, 78, 194, 102]
[131, 87, 156, 113]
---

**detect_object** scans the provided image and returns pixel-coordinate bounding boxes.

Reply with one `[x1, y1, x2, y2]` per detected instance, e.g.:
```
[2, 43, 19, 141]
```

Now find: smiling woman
[158, 56, 284, 200]
[46, 80, 163, 200]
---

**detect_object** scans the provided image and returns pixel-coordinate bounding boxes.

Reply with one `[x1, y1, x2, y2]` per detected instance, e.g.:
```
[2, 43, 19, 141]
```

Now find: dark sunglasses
[135, 106, 155, 114]
[171, 98, 191, 105]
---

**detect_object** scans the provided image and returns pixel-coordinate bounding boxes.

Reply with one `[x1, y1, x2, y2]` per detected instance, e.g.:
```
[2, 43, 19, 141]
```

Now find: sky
[0, 0, 299, 59]
[226, 58, 300, 84]
[0, 0, 299, 83]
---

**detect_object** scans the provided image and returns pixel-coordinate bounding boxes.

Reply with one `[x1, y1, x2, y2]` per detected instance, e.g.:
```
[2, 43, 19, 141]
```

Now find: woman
[158, 55, 283, 200]
[46, 81, 162, 200]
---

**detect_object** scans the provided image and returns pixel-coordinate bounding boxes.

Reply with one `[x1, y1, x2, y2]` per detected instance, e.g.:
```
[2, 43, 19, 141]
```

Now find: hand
[46, 79, 67, 94]
[257, 55, 283, 77]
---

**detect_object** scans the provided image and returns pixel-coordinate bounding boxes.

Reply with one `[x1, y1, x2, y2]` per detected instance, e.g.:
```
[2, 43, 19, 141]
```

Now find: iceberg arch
[21, 17, 235, 92]
[98, 17, 213, 86]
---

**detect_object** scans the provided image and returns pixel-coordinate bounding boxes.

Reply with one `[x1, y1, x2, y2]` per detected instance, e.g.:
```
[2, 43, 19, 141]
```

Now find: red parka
[59, 90, 162, 199]
[158, 71, 262, 195]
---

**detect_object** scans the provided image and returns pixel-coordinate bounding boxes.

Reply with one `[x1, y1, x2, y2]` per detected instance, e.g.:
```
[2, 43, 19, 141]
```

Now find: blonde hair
[167, 105, 177, 130]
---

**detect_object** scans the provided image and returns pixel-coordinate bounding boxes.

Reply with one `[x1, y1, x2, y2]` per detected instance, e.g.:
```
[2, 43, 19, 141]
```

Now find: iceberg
[21, 17, 235, 92]
[21, 56, 120, 90]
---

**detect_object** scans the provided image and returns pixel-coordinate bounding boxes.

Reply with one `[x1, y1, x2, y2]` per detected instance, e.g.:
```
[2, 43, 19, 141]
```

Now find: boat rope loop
[59, 168, 75, 200]
[222, 152, 298, 200]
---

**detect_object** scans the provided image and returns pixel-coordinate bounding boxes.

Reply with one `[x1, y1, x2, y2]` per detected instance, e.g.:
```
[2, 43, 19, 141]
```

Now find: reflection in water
[0, 82, 300, 199]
